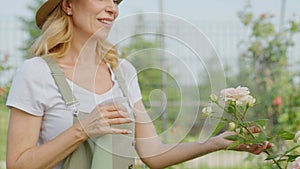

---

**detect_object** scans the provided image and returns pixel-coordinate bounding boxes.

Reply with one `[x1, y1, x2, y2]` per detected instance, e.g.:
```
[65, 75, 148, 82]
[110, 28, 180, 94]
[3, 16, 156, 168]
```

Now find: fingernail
[126, 118, 133, 121]
[127, 130, 132, 134]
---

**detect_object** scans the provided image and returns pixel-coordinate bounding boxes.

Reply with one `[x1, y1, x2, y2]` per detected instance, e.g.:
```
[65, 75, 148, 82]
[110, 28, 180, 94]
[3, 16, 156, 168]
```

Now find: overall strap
[112, 67, 130, 105]
[42, 56, 79, 108]
[43, 56, 135, 169]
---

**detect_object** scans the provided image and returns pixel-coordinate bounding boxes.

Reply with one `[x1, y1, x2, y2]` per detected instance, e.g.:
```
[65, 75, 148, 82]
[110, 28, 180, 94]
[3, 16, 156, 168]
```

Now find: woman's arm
[6, 107, 87, 169]
[134, 100, 271, 169]
[6, 104, 132, 169]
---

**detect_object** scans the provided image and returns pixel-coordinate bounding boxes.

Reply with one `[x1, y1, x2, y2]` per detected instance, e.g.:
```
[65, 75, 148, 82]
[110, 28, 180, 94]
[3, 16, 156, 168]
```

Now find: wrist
[73, 122, 89, 141]
[209, 135, 228, 151]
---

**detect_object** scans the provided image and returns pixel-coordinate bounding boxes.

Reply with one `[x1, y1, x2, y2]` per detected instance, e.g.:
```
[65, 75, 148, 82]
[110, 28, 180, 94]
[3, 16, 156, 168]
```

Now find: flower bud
[247, 96, 256, 107]
[210, 94, 218, 102]
[273, 96, 282, 106]
[228, 122, 236, 131]
[202, 106, 212, 116]
[294, 131, 300, 143]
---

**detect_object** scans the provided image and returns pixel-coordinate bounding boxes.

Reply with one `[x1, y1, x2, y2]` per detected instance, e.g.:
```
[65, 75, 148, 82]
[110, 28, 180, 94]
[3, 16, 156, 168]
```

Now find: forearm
[137, 137, 224, 169]
[8, 123, 87, 169]
[134, 101, 224, 169]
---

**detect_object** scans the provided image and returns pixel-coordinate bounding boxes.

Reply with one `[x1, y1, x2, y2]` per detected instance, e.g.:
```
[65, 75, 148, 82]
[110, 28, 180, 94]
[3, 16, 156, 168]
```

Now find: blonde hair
[30, 5, 119, 68]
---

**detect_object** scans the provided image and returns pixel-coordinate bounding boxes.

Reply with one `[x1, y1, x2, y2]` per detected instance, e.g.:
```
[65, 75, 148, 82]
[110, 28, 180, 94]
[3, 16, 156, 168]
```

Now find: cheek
[72, 12, 97, 30]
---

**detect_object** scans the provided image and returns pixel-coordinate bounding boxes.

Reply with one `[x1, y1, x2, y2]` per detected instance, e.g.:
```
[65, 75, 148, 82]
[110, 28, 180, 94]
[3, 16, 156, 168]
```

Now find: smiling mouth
[98, 19, 113, 25]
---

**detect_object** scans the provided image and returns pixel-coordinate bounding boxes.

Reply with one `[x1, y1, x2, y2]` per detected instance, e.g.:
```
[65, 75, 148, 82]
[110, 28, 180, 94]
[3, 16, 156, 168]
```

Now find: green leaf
[227, 104, 235, 115]
[265, 154, 281, 160]
[276, 131, 295, 140]
[254, 123, 269, 138]
[211, 121, 227, 136]
[283, 145, 300, 155]
[225, 135, 240, 141]
[227, 141, 241, 150]
[251, 136, 269, 144]
[253, 119, 269, 126]
[287, 155, 300, 162]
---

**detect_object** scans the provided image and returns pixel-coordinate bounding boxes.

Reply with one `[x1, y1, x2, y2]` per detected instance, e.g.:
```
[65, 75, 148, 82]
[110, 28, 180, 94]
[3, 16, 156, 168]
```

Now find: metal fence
[0, 17, 27, 85]
[1, 17, 299, 85]
[0, 16, 300, 168]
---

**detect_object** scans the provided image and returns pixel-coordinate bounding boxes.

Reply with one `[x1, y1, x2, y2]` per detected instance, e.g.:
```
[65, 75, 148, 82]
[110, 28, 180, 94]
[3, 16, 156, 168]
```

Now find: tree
[237, 2, 300, 168]
[19, 0, 43, 59]
[0, 52, 11, 104]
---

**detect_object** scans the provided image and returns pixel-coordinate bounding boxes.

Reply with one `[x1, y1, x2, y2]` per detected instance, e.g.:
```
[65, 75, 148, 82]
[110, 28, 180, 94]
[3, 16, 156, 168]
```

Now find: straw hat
[36, 0, 123, 29]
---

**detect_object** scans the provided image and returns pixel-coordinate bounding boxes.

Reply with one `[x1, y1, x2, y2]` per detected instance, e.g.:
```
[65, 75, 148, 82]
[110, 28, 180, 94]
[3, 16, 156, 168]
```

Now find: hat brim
[36, 0, 123, 29]
[36, 0, 61, 29]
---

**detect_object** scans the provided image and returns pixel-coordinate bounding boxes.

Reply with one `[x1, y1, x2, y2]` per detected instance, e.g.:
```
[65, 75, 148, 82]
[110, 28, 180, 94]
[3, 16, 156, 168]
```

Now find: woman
[6, 0, 272, 169]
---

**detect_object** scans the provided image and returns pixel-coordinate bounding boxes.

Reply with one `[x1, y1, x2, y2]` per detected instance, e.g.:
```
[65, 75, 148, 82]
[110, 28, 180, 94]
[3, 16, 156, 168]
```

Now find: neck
[63, 34, 103, 65]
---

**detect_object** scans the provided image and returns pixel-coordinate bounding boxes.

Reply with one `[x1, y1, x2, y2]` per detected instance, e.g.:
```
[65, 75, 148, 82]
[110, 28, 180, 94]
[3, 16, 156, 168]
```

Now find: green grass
[0, 103, 9, 163]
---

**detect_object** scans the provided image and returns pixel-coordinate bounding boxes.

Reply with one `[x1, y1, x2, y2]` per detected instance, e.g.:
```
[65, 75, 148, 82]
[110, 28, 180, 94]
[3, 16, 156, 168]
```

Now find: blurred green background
[1, 0, 300, 169]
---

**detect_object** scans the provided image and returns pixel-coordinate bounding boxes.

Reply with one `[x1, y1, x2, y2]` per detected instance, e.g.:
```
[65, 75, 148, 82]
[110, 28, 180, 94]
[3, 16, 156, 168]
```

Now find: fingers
[98, 103, 132, 124]
[96, 103, 129, 119]
[110, 128, 133, 134]
[266, 142, 274, 149]
[80, 103, 133, 138]
[252, 141, 268, 155]
[98, 103, 127, 113]
[103, 110, 130, 119]
[237, 126, 262, 134]
[236, 141, 272, 155]
[249, 126, 262, 134]
[107, 117, 133, 125]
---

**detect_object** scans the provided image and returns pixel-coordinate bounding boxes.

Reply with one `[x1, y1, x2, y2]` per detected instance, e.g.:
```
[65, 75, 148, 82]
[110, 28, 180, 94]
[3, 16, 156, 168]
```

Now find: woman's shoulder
[118, 58, 136, 74]
[14, 56, 51, 81]
[21, 56, 48, 68]
[17, 56, 50, 74]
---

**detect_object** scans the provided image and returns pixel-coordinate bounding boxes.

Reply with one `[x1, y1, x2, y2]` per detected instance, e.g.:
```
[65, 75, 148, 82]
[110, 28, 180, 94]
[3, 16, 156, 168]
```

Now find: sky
[1, 0, 300, 23]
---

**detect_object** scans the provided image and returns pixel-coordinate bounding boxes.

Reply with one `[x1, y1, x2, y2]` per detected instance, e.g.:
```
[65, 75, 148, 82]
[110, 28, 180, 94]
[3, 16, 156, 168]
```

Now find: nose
[105, 0, 118, 18]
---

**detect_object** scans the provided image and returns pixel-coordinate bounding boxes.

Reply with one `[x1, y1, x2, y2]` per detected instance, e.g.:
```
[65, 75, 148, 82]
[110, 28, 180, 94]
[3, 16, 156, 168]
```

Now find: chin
[92, 27, 111, 40]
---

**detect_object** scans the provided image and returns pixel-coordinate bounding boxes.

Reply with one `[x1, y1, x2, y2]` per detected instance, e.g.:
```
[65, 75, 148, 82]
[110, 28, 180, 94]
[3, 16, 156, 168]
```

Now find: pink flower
[260, 13, 267, 20]
[292, 157, 300, 169]
[220, 86, 251, 105]
[273, 96, 282, 106]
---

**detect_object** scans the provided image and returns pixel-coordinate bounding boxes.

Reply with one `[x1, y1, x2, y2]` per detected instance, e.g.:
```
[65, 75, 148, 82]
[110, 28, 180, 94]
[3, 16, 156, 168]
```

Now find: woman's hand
[212, 127, 273, 155]
[78, 103, 133, 138]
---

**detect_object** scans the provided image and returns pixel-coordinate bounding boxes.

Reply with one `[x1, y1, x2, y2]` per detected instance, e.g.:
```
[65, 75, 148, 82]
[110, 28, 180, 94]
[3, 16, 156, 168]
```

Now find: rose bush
[203, 86, 300, 169]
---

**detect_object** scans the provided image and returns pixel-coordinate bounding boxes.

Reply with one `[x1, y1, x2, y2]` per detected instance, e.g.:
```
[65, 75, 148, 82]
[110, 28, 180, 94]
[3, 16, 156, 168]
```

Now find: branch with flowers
[202, 86, 300, 169]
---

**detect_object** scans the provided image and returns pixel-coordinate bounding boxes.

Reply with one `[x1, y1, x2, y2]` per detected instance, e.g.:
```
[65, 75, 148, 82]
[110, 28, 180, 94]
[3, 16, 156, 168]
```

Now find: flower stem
[242, 106, 249, 120]
[284, 161, 288, 169]
[239, 123, 256, 139]
[264, 150, 283, 169]
[215, 101, 226, 112]
[234, 131, 249, 141]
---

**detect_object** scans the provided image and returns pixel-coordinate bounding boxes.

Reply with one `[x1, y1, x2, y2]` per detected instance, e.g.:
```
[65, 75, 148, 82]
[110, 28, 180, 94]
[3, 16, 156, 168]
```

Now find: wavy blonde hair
[29, 5, 119, 68]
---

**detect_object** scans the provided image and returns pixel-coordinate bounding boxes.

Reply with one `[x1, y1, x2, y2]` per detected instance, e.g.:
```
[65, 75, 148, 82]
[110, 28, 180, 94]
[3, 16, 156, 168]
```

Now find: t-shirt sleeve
[118, 59, 142, 105]
[6, 58, 48, 116]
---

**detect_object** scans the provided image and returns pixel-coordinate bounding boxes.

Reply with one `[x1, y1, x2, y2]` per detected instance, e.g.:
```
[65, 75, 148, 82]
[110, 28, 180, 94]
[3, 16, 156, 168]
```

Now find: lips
[98, 18, 113, 25]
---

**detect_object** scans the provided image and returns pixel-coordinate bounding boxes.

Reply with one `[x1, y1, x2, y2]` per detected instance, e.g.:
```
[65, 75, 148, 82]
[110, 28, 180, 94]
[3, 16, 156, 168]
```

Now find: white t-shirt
[6, 57, 142, 169]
